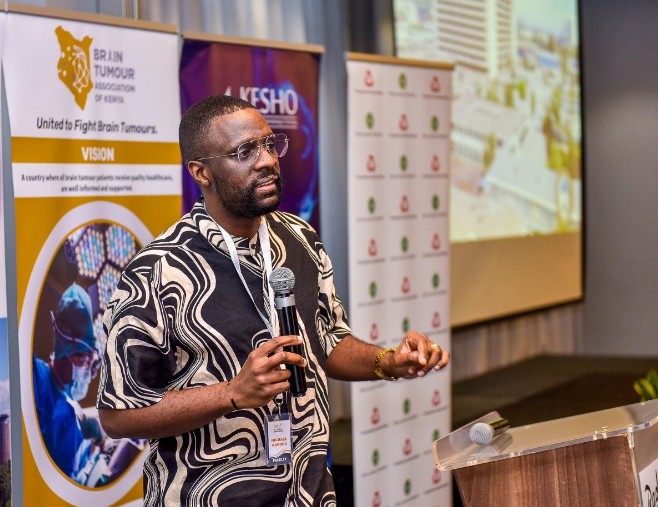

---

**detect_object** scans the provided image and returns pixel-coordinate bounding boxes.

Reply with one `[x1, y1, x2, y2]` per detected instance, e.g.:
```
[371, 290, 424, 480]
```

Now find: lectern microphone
[469, 418, 510, 445]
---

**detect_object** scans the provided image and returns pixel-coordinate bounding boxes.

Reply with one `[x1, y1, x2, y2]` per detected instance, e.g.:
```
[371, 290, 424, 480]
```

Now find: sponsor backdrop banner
[346, 55, 453, 506]
[0, 11, 12, 506]
[180, 37, 321, 230]
[3, 11, 181, 506]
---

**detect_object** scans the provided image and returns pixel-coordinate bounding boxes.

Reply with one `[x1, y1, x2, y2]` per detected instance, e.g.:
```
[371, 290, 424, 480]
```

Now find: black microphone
[469, 418, 510, 445]
[268, 267, 307, 397]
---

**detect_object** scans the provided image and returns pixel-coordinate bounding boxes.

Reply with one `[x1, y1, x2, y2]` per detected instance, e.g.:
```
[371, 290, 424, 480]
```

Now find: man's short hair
[179, 95, 256, 164]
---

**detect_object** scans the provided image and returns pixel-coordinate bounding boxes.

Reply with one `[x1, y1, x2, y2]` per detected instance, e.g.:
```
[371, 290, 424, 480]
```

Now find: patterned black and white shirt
[97, 199, 351, 506]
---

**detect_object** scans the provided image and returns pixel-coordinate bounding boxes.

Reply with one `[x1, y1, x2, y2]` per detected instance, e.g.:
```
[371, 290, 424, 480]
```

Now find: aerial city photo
[395, 0, 582, 242]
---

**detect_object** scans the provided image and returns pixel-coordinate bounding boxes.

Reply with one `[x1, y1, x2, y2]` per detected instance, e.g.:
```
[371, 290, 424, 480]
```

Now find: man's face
[203, 109, 282, 220]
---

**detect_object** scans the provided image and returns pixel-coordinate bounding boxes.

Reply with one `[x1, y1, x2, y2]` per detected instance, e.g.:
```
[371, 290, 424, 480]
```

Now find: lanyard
[217, 218, 276, 337]
[204, 207, 286, 410]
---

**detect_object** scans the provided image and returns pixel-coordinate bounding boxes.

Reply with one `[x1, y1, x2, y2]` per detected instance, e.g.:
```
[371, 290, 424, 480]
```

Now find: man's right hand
[99, 335, 307, 440]
[228, 335, 306, 409]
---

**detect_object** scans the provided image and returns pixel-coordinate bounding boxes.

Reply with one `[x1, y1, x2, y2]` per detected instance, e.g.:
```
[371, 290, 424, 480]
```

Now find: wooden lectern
[433, 399, 658, 506]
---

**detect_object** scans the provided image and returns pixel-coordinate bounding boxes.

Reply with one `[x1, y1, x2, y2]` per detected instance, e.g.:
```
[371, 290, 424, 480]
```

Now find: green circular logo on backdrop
[400, 154, 408, 171]
[369, 282, 377, 298]
[367, 197, 376, 214]
[366, 112, 374, 129]
[372, 449, 380, 466]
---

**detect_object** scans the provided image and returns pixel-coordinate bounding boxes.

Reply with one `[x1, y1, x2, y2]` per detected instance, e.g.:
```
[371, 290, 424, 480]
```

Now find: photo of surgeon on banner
[31, 223, 146, 487]
[32, 282, 104, 482]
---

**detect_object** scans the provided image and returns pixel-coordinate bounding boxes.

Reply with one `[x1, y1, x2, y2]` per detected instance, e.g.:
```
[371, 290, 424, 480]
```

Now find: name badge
[265, 412, 292, 466]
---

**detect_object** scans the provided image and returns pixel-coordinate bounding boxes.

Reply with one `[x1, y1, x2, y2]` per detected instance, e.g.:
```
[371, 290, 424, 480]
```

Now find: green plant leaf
[646, 369, 658, 388]
[634, 377, 657, 401]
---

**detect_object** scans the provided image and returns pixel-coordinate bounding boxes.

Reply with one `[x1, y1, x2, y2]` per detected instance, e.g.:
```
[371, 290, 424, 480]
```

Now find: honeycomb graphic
[64, 223, 139, 349]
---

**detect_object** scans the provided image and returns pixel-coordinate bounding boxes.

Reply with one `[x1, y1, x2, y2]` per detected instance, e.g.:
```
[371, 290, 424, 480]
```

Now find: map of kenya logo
[55, 26, 93, 109]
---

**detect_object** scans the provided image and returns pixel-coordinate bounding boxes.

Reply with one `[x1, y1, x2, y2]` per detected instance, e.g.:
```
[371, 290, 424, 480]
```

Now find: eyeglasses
[195, 133, 288, 166]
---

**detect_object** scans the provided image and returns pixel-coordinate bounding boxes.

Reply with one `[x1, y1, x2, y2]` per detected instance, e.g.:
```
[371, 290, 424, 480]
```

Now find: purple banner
[180, 39, 320, 230]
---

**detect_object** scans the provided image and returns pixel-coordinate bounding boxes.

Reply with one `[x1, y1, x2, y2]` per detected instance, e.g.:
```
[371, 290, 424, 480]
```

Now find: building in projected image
[435, 0, 516, 75]
[0, 414, 9, 466]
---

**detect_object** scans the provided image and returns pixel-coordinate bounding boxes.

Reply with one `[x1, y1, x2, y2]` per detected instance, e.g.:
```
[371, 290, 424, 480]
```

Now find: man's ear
[188, 161, 211, 188]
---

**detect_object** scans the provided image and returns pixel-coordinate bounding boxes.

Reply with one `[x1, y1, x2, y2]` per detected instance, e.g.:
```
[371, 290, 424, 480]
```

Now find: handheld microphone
[268, 267, 307, 397]
[469, 418, 510, 445]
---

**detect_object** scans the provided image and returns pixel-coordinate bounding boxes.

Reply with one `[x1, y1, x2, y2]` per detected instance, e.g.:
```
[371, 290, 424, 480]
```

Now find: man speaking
[97, 95, 450, 506]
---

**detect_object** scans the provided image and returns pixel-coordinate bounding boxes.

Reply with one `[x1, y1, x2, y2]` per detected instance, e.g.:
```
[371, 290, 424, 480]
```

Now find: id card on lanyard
[265, 408, 293, 466]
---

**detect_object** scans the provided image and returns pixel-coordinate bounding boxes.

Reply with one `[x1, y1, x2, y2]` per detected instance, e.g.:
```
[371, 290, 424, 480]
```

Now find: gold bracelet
[374, 347, 398, 381]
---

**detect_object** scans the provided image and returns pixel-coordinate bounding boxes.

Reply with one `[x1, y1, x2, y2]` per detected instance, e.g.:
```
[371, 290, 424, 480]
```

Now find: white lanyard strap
[217, 219, 276, 336]
[259, 221, 275, 323]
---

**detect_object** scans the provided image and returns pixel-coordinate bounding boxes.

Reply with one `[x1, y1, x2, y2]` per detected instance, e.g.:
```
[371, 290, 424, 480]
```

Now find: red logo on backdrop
[399, 114, 409, 131]
[432, 468, 442, 485]
[430, 75, 441, 93]
[432, 311, 441, 329]
[403, 438, 413, 456]
[372, 491, 382, 507]
[371, 407, 381, 425]
[369, 322, 379, 342]
[400, 195, 410, 213]
[365, 69, 375, 87]
[432, 389, 441, 407]
[431, 154, 441, 172]
[368, 239, 378, 257]
[401, 276, 410, 294]
[432, 233, 441, 250]
[367, 154, 377, 172]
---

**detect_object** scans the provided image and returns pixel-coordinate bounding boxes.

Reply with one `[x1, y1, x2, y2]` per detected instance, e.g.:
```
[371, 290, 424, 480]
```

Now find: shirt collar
[191, 198, 262, 256]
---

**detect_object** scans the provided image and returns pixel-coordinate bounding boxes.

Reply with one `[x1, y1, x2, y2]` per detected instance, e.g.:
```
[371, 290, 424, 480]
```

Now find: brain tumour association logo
[55, 25, 94, 110]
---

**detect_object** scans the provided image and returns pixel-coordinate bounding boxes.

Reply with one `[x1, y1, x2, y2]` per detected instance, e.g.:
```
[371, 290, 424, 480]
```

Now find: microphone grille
[469, 422, 494, 445]
[269, 267, 295, 292]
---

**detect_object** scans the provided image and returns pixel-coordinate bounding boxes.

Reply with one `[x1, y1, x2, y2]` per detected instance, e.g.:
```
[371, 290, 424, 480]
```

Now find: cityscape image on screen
[394, 0, 582, 243]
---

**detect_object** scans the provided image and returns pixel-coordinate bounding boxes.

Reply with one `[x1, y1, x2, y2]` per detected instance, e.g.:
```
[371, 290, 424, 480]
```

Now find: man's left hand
[384, 331, 450, 379]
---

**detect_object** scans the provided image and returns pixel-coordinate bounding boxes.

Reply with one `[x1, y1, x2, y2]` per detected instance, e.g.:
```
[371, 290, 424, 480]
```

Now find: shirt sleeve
[97, 261, 177, 410]
[316, 244, 352, 357]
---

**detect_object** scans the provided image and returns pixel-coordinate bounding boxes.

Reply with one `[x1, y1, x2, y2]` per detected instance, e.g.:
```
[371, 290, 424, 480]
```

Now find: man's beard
[213, 171, 282, 219]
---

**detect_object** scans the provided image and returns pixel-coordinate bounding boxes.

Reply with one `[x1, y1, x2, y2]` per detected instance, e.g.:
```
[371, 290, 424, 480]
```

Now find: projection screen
[393, 0, 583, 326]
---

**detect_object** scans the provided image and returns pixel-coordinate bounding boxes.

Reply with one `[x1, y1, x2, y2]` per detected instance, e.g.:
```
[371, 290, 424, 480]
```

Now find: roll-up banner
[0, 10, 12, 506]
[180, 34, 322, 231]
[346, 53, 453, 506]
[3, 7, 181, 505]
